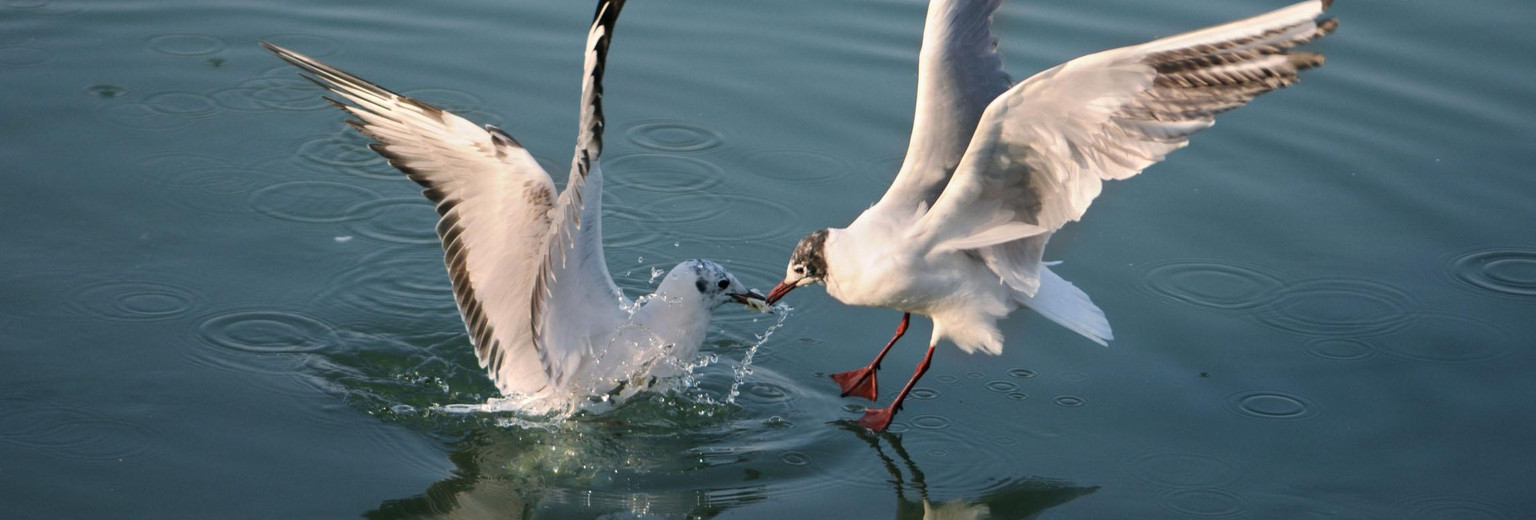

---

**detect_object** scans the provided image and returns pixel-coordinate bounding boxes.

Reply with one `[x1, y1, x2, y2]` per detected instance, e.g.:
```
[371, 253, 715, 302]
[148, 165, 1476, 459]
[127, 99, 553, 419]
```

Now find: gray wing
[866, 0, 1013, 221]
[910, 0, 1336, 295]
[263, 43, 568, 395]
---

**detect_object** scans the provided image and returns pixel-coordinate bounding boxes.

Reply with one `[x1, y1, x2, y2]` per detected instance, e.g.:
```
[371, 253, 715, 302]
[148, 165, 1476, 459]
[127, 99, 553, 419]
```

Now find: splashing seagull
[263, 0, 768, 416]
[764, 0, 1337, 432]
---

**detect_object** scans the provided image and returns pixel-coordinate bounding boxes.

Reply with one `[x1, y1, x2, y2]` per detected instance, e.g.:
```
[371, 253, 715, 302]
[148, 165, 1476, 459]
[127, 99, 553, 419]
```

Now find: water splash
[722, 304, 792, 405]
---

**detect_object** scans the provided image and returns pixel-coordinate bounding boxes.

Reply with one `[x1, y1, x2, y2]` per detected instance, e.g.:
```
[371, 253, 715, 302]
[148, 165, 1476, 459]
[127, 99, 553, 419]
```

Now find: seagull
[263, 0, 768, 416]
[764, 0, 1337, 432]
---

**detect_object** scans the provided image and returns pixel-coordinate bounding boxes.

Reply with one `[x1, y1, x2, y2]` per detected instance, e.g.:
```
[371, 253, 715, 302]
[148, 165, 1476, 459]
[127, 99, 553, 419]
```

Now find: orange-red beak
[765, 281, 796, 304]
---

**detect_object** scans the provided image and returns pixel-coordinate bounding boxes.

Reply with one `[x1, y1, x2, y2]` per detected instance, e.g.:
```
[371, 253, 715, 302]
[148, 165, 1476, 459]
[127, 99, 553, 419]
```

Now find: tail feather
[1017, 266, 1113, 346]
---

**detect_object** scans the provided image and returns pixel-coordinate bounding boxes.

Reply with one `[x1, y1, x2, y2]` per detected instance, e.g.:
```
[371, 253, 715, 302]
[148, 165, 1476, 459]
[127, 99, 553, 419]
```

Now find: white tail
[1017, 266, 1113, 346]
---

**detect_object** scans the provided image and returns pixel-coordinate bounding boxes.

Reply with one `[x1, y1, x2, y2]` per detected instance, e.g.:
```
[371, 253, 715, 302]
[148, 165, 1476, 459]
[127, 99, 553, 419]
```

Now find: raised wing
[531, 0, 629, 388]
[910, 0, 1336, 294]
[263, 43, 565, 396]
[869, 0, 1013, 219]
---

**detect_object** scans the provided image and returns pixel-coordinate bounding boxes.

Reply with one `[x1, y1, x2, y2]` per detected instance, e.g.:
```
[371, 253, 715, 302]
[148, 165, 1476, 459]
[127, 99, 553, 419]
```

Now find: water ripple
[345, 198, 441, 245]
[0, 405, 159, 462]
[1443, 246, 1536, 298]
[1254, 278, 1417, 336]
[1371, 313, 1520, 365]
[315, 248, 459, 321]
[198, 310, 341, 355]
[1139, 259, 1286, 311]
[624, 120, 723, 152]
[0, 45, 53, 67]
[258, 33, 342, 57]
[148, 34, 225, 56]
[605, 153, 725, 193]
[66, 279, 202, 323]
[250, 181, 381, 223]
[1224, 389, 1318, 421]
[739, 149, 852, 185]
[1159, 488, 1251, 518]
[1053, 395, 1086, 407]
[1406, 496, 1514, 520]
[1302, 337, 1377, 361]
[1127, 451, 1241, 488]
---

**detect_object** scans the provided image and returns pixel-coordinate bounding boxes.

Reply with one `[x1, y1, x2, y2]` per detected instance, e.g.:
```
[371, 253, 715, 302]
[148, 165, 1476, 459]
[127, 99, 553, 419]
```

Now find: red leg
[856, 343, 936, 433]
[831, 313, 910, 401]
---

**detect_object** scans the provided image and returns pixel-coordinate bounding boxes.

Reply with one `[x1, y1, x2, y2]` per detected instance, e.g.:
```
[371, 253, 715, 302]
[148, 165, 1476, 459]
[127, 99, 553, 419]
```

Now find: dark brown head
[765, 229, 829, 304]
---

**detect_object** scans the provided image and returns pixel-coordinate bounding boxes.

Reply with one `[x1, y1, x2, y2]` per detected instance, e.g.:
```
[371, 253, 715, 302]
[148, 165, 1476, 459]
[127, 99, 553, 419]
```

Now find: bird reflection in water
[364, 419, 1095, 519]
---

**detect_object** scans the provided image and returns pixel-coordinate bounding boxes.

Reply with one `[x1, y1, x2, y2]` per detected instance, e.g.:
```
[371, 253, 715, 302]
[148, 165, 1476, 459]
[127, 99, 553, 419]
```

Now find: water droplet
[985, 381, 1019, 393]
[1371, 313, 1519, 365]
[1444, 247, 1536, 298]
[1303, 337, 1376, 361]
[1129, 452, 1240, 488]
[198, 310, 340, 354]
[1406, 496, 1514, 520]
[1053, 395, 1085, 407]
[0, 46, 52, 67]
[1225, 389, 1317, 421]
[780, 451, 810, 466]
[1255, 278, 1416, 336]
[87, 84, 126, 98]
[1159, 488, 1250, 518]
[148, 34, 225, 56]
[1007, 392, 1028, 401]
[1140, 260, 1286, 310]
[624, 120, 723, 151]
[740, 149, 851, 184]
[909, 415, 952, 429]
[250, 181, 380, 223]
[909, 387, 941, 400]
[1007, 368, 1036, 379]
[66, 280, 202, 322]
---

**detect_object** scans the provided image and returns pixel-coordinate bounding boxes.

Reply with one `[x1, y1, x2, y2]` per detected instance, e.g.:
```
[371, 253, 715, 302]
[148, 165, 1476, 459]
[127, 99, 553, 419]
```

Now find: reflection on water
[365, 420, 1096, 520]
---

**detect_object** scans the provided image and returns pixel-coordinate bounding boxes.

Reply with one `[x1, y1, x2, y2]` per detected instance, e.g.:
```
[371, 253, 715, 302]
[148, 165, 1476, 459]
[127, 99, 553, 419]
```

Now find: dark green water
[3, 0, 1534, 518]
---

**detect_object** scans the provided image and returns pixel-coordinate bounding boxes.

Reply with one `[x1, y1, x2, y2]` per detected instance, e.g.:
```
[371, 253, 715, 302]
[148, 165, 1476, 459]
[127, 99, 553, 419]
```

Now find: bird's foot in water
[830, 367, 879, 401]
[855, 407, 896, 433]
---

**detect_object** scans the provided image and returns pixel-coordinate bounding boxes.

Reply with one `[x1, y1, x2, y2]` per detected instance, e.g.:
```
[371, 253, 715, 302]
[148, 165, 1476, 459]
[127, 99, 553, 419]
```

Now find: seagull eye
[793, 266, 805, 275]
[716, 279, 730, 290]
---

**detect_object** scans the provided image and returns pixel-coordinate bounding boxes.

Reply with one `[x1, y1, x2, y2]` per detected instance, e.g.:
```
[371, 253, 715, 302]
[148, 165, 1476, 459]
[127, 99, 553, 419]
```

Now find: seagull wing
[264, 39, 601, 397]
[866, 0, 1013, 220]
[530, 0, 630, 389]
[909, 0, 1336, 295]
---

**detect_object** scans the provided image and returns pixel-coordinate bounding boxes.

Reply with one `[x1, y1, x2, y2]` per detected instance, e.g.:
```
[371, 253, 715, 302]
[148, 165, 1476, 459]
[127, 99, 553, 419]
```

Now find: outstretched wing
[530, 0, 629, 388]
[910, 0, 1336, 295]
[866, 0, 1013, 221]
[263, 43, 564, 395]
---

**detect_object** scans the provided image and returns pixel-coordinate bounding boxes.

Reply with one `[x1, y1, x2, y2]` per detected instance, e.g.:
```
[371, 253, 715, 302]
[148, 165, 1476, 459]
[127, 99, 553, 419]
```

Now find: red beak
[765, 281, 796, 304]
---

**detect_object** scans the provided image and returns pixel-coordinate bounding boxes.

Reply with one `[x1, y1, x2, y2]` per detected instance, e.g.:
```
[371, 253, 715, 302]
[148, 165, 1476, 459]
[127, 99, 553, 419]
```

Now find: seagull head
[766, 229, 829, 304]
[660, 259, 767, 310]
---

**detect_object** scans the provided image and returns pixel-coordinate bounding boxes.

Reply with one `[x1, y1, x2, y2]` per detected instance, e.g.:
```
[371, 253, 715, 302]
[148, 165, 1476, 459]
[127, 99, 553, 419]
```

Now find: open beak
[731, 289, 771, 312]
[765, 281, 796, 305]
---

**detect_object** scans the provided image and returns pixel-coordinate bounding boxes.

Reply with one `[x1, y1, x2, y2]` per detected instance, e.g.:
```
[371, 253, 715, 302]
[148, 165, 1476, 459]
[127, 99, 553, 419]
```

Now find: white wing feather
[865, 0, 1013, 222]
[911, 0, 1336, 295]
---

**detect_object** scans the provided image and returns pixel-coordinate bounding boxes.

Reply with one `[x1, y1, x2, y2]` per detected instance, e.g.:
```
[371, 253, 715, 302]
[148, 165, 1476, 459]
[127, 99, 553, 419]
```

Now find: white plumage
[265, 0, 765, 416]
[766, 0, 1337, 431]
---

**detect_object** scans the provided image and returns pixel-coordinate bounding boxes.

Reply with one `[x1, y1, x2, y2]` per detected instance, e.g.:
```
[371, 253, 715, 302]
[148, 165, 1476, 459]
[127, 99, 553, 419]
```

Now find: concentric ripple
[739, 149, 852, 184]
[65, 280, 202, 322]
[0, 45, 52, 67]
[1139, 260, 1286, 311]
[1406, 496, 1514, 520]
[212, 75, 333, 113]
[605, 153, 726, 193]
[1127, 451, 1241, 488]
[0, 405, 158, 462]
[198, 310, 342, 355]
[148, 34, 225, 56]
[646, 192, 802, 243]
[624, 120, 723, 152]
[259, 33, 342, 57]
[1224, 389, 1318, 421]
[1302, 337, 1377, 361]
[1159, 488, 1250, 518]
[297, 132, 391, 173]
[1369, 313, 1520, 365]
[344, 198, 441, 245]
[143, 91, 219, 118]
[250, 181, 380, 223]
[314, 248, 459, 321]
[99, 102, 194, 130]
[1443, 247, 1536, 298]
[1254, 278, 1417, 336]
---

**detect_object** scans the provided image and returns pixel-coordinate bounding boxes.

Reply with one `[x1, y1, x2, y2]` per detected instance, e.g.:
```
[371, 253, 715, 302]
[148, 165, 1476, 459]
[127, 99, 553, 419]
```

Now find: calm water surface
[4, 0, 1535, 518]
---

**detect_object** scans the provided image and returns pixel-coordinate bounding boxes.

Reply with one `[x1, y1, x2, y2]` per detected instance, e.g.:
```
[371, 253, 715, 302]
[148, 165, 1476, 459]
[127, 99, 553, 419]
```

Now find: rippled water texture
[3, 0, 1535, 518]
